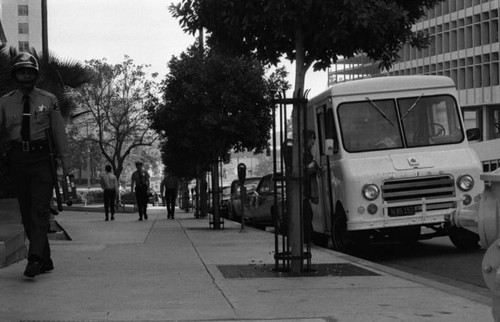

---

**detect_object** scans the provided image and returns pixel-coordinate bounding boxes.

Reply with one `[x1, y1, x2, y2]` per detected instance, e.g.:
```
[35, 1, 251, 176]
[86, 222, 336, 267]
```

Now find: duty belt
[11, 140, 49, 152]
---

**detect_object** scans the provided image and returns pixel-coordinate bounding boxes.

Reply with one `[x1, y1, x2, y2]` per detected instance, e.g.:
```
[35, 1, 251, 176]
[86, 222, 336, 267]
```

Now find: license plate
[388, 206, 415, 217]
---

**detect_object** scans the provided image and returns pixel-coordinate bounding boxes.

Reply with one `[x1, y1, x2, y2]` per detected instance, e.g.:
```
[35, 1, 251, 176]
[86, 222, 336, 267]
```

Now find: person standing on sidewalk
[131, 161, 150, 220]
[100, 164, 118, 221]
[160, 170, 179, 219]
[0, 53, 71, 278]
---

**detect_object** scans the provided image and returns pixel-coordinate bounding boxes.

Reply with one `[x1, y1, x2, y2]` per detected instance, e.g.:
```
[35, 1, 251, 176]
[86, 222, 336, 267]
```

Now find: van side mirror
[466, 128, 481, 141]
[325, 139, 335, 156]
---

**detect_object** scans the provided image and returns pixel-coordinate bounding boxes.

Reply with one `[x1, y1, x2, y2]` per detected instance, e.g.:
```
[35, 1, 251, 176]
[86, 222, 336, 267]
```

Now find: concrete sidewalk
[0, 207, 494, 322]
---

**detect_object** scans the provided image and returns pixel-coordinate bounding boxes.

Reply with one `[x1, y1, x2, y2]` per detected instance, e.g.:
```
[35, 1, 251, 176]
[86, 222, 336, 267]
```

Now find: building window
[18, 41, 29, 52]
[18, 23, 29, 34]
[18, 5, 28, 16]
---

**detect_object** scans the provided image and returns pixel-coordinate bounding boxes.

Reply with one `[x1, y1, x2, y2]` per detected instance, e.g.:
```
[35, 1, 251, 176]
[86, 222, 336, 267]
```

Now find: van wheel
[448, 225, 480, 250]
[331, 213, 369, 254]
[331, 214, 354, 253]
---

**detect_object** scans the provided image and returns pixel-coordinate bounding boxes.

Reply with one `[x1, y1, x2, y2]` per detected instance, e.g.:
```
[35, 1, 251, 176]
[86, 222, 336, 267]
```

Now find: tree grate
[217, 263, 379, 278]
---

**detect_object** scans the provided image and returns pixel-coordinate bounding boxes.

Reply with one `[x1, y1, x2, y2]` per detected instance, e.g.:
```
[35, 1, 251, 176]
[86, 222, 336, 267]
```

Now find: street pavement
[0, 206, 494, 322]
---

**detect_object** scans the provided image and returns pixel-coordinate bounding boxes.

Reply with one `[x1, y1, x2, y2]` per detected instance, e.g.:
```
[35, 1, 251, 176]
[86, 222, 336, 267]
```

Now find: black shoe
[41, 258, 54, 273]
[24, 261, 42, 278]
[144, 213, 148, 220]
[138, 217, 143, 221]
[105, 217, 109, 221]
[111, 215, 115, 221]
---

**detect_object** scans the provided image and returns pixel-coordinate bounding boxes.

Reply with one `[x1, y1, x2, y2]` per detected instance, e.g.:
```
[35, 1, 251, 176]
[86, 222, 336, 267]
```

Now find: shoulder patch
[37, 88, 57, 99]
[1, 90, 16, 99]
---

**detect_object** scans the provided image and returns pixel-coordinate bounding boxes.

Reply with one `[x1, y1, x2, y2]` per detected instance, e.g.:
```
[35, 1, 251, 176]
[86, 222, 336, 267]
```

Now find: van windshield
[338, 95, 464, 152]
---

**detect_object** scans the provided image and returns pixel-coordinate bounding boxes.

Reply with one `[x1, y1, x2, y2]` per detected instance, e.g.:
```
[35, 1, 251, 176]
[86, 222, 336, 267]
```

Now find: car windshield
[338, 94, 464, 152]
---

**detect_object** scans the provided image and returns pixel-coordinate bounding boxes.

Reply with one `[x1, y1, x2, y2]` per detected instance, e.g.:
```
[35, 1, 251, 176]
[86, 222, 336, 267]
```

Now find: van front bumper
[347, 196, 476, 231]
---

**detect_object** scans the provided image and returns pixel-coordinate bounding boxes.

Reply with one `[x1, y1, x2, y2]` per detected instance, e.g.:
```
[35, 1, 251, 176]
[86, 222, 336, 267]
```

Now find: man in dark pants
[0, 53, 71, 278]
[160, 170, 179, 219]
[131, 161, 150, 220]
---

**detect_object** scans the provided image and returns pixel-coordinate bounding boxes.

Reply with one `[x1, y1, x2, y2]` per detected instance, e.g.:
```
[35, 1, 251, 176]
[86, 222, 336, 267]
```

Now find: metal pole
[41, 0, 49, 61]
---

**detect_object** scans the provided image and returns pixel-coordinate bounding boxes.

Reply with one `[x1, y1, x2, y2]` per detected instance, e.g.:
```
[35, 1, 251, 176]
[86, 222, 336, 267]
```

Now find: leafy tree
[148, 45, 289, 219]
[148, 45, 288, 179]
[71, 56, 159, 183]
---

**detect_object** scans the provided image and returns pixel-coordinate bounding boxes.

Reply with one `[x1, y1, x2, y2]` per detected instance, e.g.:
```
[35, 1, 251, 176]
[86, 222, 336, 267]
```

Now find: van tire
[448, 225, 480, 250]
[331, 212, 369, 254]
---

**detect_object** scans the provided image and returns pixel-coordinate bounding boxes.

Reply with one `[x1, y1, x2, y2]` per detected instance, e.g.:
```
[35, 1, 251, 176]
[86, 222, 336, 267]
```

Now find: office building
[0, 0, 42, 52]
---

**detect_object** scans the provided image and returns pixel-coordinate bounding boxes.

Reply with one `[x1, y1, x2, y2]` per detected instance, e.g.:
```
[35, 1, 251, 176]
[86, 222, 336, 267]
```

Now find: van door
[310, 105, 334, 234]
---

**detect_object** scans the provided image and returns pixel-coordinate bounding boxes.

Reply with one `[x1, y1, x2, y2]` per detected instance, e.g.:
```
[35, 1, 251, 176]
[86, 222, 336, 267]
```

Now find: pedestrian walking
[0, 53, 71, 278]
[131, 161, 150, 220]
[100, 164, 118, 221]
[160, 170, 179, 219]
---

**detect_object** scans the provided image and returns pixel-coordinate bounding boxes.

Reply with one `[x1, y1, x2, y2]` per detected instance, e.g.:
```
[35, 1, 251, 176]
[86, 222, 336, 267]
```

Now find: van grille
[382, 175, 455, 203]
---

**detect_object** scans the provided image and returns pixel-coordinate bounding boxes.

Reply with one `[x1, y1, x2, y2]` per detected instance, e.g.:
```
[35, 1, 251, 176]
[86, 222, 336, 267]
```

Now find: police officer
[131, 161, 150, 221]
[0, 53, 70, 278]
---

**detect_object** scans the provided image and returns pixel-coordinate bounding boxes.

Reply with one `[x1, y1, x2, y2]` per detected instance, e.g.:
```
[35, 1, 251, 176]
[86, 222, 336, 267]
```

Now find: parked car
[246, 173, 285, 231]
[226, 177, 261, 221]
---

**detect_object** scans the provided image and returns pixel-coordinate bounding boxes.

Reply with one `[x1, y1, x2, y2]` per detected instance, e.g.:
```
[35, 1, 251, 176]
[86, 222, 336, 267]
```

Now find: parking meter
[238, 163, 247, 184]
[237, 163, 247, 231]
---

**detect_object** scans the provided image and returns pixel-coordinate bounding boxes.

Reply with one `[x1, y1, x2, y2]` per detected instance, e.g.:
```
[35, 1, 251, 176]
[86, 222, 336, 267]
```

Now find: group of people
[99, 161, 179, 222]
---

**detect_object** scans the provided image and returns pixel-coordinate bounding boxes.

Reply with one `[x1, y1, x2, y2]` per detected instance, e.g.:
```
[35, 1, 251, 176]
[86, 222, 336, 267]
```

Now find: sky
[47, 0, 329, 97]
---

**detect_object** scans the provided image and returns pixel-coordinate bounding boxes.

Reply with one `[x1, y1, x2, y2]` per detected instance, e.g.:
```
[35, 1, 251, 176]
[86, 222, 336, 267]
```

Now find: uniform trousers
[164, 188, 177, 218]
[9, 149, 53, 263]
[135, 185, 148, 218]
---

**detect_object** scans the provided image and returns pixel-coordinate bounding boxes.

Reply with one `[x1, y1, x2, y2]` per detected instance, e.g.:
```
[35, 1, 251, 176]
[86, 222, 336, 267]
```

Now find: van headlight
[457, 174, 474, 191]
[362, 184, 380, 201]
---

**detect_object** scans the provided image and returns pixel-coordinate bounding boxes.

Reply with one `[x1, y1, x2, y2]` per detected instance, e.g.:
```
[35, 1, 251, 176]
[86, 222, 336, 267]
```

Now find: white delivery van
[307, 75, 483, 253]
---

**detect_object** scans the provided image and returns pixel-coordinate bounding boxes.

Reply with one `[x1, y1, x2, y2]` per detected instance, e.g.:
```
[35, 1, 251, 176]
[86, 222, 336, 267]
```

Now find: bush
[74, 189, 103, 204]
[121, 191, 136, 204]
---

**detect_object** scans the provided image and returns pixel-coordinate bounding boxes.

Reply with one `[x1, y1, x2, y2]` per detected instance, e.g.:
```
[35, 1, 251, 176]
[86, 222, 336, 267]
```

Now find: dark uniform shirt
[0, 88, 70, 171]
[131, 170, 150, 189]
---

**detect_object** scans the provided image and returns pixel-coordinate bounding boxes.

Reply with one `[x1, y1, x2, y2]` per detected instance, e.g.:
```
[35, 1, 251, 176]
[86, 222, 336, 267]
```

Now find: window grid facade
[0, 0, 42, 53]
[388, 0, 500, 108]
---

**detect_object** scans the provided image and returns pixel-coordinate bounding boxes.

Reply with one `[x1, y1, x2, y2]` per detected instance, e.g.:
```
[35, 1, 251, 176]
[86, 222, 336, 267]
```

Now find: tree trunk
[211, 161, 221, 229]
[288, 27, 308, 273]
[200, 171, 208, 217]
